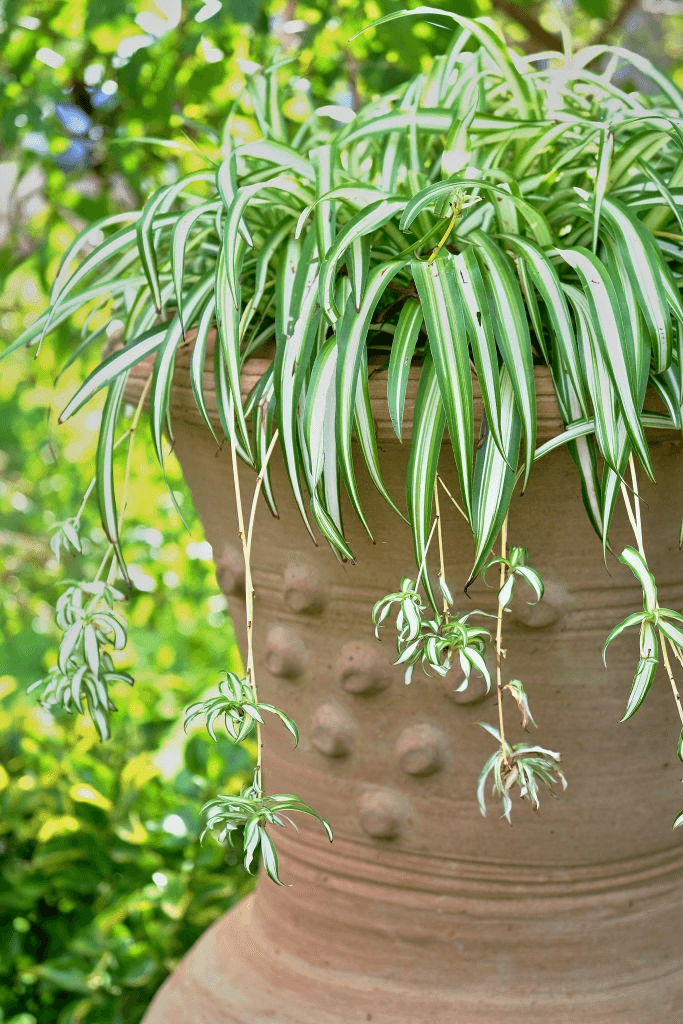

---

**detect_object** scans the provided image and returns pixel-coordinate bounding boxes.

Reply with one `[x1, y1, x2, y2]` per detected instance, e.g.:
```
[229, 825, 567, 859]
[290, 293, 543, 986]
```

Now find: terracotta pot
[134, 343, 683, 1023]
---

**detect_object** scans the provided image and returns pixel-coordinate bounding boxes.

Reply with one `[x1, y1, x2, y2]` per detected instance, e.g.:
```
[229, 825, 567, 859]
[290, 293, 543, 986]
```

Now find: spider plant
[7, 10, 683, 853]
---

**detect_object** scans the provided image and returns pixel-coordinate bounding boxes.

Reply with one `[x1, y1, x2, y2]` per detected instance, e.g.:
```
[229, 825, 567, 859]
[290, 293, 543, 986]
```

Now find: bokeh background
[2, 1, 683, 1022]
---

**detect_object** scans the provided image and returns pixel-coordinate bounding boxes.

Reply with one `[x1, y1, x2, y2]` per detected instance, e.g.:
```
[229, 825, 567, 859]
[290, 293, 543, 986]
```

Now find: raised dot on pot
[509, 577, 570, 629]
[282, 563, 327, 615]
[336, 641, 392, 696]
[395, 723, 448, 777]
[358, 788, 407, 840]
[264, 623, 307, 679]
[310, 703, 355, 757]
[214, 542, 245, 597]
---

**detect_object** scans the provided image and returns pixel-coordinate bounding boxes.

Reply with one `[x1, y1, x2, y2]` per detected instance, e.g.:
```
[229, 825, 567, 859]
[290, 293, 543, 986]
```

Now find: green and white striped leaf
[469, 232, 536, 490]
[319, 199, 404, 321]
[619, 546, 658, 613]
[452, 248, 506, 456]
[354, 347, 404, 519]
[412, 255, 474, 519]
[348, 235, 371, 311]
[564, 283, 624, 475]
[621, 623, 658, 722]
[189, 295, 220, 443]
[406, 352, 445, 610]
[501, 234, 589, 419]
[556, 247, 653, 480]
[400, 178, 552, 246]
[387, 298, 422, 440]
[215, 236, 252, 457]
[59, 324, 166, 423]
[149, 276, 215, 467]
[467, 366, 521, 590]
[136, 172, 214, 312]
[237, 140, 315, 182]
[96, 376, 129, 581]
[602, 611, 646, 662]
[335, 260, 406, 536]
[50, 211, 140, 301]
[273, 234, 321, 538]
[171, 200, 220, 326]
[598, 195, 673, 372]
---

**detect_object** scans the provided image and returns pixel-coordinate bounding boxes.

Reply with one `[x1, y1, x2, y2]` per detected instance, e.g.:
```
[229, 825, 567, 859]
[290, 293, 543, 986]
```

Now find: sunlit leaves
[372, 577, 492, 687]
[28, 581, 132, 740]
[184, 671, 299, 745]
[603, 546, 683, 722]
[201, 785, 333, 885]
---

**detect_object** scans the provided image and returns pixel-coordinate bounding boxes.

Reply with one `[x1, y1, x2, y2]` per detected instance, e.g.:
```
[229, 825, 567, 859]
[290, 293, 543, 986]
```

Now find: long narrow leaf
[336, 260, 406, 537]
[412, 255, 474, 519]
[387, 297, 422, 440]
[467, 366, 521, 589]
[406, 352, 445, 609]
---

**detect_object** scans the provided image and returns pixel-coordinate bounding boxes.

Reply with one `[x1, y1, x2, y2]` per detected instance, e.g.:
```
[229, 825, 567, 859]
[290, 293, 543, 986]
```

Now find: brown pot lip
[122, 329, 575, 444]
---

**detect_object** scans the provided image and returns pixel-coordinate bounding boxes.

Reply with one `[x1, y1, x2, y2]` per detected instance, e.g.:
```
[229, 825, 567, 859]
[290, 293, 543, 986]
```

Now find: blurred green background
[2, 1, 683, 1022]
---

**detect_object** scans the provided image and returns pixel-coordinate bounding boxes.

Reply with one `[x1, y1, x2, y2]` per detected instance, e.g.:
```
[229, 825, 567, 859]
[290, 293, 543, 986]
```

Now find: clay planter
[132, 342, 683, 1024]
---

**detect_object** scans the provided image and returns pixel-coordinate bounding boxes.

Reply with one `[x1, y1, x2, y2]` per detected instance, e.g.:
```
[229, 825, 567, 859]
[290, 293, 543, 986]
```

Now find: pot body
[141, 367, 683, 1023]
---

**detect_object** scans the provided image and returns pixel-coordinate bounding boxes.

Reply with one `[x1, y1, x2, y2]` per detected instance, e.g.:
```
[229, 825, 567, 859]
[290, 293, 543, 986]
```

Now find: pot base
[143, 835, 683, 1024]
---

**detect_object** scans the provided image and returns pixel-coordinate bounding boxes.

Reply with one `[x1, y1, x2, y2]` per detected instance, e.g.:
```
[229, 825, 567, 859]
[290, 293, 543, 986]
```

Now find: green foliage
[22, 17, 683, 593]
[372, 577, 492, 687]
[0, 339, 254, 1022]
[10, 14, 683, 833]
[184, 670, 300, 744]
[0, 673, 254, 1024]
[201, 786, 333, 886]
[476, 722, 567, 824]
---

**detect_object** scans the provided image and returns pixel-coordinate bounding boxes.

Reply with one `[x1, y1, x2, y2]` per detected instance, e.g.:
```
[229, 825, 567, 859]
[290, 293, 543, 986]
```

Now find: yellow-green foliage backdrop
[2, 2, 683, 1023]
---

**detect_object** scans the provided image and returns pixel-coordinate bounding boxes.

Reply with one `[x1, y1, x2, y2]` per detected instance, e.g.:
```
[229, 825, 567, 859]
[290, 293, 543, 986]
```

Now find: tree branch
[492, 0, 562, 52]
[591, 0, 639, 45]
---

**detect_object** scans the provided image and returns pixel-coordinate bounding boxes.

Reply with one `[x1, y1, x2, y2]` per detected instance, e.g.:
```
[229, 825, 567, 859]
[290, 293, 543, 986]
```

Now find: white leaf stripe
[412, 256, 473, 520]
[336, 261, 406, 536]
[406, 353, 445, 610]
[469, 232, 536, 491]
[387, 298, 422, 440]
[467, 367, 520, 589]
[59, 323, 166, 422]
[556, 247, 653, 481]
[96, 377, 129, 582]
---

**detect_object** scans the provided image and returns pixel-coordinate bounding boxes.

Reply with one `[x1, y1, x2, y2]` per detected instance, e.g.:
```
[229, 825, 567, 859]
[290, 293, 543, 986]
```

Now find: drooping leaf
[412, 255, 474, 520]
[387, 297, 422, 441]
[406, 352, 445, 609]
[467, 366, 521, 590]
